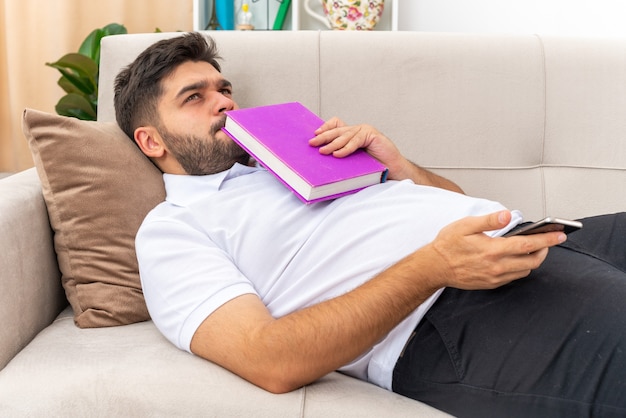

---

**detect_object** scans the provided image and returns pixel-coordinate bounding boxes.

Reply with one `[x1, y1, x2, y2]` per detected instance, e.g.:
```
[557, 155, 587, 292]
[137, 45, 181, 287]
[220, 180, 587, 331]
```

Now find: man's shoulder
[136, 199, 191, 241]
[141, 198, 190, 224]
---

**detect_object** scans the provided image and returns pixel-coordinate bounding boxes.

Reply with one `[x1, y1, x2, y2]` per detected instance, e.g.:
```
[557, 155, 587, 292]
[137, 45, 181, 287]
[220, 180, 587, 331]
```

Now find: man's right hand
[421, 210, 567, 291]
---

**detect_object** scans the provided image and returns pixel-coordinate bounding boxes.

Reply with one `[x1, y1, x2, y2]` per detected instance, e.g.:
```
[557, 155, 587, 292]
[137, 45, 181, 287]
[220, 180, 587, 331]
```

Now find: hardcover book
[222, 102, 388, 203]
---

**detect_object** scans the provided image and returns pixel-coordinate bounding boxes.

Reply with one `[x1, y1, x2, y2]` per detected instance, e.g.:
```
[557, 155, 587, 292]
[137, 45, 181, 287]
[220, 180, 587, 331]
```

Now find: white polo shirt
[136, 164, 521, 390]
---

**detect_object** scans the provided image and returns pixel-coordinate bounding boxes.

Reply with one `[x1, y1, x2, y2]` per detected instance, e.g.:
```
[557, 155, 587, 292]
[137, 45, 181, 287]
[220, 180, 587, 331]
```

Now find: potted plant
[46, 23, 127, 120]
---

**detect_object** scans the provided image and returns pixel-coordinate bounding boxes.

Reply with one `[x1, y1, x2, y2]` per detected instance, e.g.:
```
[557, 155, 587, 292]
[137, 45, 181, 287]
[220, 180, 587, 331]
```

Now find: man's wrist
[386, 157, 417, 181]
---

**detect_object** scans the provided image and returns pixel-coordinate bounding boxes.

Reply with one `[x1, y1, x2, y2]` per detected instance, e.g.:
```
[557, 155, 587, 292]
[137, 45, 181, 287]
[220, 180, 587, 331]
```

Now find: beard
[158, 116, 250, 175]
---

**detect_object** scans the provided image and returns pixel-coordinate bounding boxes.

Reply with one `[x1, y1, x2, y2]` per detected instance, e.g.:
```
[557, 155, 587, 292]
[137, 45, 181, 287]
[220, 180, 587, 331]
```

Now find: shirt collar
[163, 163, 263, 207]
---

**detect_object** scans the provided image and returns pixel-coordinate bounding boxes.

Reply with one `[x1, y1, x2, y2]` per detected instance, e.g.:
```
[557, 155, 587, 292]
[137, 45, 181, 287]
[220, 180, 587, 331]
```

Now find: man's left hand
[309, 117, 464, 194]
[309, 117, 408, 180]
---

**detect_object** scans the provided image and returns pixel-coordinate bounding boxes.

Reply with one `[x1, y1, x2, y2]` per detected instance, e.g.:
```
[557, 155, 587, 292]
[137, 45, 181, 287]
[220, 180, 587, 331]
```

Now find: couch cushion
[22, 109, 165, 327]
[0, 308, 448, 417]
[0, 169, 66, 370]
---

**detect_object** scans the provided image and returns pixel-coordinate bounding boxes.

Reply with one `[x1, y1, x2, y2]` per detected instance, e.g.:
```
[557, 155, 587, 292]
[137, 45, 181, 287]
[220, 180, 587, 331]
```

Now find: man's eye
[185, 93, 201, 102]
[220, 88, 233, 96]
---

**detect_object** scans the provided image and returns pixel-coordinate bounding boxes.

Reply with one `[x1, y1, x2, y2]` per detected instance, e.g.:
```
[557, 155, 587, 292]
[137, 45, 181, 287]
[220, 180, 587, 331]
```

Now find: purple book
[222, 102, 388, 203]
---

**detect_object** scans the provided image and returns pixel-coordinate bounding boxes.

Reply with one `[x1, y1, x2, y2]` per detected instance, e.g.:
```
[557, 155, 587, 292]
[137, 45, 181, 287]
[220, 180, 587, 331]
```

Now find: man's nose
[212, 92, 234, 115]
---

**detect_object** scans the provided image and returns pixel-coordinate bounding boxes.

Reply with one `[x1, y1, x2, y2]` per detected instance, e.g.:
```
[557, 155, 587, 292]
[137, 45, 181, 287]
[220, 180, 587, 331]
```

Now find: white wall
[195, 0, 626, 36]
[399, 0, 626, 37]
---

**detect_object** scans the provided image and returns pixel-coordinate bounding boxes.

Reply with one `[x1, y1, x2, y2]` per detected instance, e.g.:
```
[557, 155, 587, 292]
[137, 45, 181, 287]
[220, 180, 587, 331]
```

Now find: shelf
[193, 0, 399, 32]
[291, 0, 398, 31]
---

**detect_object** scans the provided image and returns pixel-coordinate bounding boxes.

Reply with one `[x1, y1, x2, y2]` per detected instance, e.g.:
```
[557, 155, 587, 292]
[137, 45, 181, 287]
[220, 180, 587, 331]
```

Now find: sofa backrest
[99, 31, 626, 221]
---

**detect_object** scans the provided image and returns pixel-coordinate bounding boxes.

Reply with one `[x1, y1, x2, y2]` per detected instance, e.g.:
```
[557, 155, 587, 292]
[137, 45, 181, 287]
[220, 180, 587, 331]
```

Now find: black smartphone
[504, 216, 583, 237]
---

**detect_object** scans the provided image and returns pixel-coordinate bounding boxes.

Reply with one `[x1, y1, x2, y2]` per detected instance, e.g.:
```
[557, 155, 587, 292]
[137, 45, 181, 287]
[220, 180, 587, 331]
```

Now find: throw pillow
[22, 109, 165, 327]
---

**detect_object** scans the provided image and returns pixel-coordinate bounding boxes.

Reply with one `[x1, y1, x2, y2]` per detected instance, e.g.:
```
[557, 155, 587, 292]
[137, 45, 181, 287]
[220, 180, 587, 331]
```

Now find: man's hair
[114, 32, 222, 140]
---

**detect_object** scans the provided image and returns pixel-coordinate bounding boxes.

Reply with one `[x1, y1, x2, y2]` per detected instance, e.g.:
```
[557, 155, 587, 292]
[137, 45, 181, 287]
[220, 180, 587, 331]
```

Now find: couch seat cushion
[0, 308, 448, 417]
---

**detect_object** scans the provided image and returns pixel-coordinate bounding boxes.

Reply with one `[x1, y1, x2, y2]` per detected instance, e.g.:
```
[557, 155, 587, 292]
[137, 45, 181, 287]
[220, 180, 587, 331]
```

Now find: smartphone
[504, 216, 583, 237]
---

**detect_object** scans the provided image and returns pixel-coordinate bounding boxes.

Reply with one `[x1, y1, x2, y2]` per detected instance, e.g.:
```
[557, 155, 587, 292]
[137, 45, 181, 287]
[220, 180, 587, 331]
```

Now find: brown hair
[113, 32, 222, 140]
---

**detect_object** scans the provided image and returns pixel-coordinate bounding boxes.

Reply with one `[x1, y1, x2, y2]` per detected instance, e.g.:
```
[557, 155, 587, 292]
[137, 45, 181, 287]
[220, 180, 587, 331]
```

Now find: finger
[474, 248, 548, 288]
[309, 130, 338, 148]
[329, 131, 364, 158]
[508, 232, 567, 255]
[310, 129, 352, 154]
[445, 211, 512, 237]
[314, 117, 345, 135]
[316, 127, 362, 156]
[502, 248, 550, 283]
[509, 247, 549, 270]
[309, 123, 348, 148]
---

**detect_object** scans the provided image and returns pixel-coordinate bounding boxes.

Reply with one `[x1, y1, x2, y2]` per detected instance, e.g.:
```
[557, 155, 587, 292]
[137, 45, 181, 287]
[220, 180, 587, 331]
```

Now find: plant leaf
[46, 23, 128, 119]
[46, 53, 97, 94]
[57, 77, 72, 94]
[57, 76, 80, 94]
[102, 23, 127, 36]
[78, 24, 127, 66]
[57, 77, 97, 109]
[59, 70, 95, 95]
[55, 93, 97, 120]
[46, 53, 97, 78]
[78, 28, 104, 61]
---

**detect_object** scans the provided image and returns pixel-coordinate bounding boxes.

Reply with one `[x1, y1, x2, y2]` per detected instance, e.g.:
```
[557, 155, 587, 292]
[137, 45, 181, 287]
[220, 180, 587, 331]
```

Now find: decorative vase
[216, 0, 235, 30]
[304, 0, 385, 31]
[207, 0, 235, 30]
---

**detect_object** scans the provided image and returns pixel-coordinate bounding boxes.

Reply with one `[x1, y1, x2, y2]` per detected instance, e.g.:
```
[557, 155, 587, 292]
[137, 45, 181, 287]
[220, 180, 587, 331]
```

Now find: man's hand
[309, 117, 464, 193]
[309, 117, 406, 175]
[423, 210, 568, 290]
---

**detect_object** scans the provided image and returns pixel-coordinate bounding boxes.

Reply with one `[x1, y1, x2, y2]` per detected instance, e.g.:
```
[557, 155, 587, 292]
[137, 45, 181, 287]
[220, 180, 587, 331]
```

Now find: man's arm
[391, 159, 465, 194]
[308, 117, 464, 193]
[190, 211, 565, 394]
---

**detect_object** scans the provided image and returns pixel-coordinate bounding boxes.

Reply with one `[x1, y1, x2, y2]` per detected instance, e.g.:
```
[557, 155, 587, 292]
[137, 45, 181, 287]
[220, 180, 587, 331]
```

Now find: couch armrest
[0, 168, 66, 370]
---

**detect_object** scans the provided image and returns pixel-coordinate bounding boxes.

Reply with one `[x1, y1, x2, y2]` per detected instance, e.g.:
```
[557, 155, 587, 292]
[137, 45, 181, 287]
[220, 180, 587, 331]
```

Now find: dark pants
[392, 213, 626, 418]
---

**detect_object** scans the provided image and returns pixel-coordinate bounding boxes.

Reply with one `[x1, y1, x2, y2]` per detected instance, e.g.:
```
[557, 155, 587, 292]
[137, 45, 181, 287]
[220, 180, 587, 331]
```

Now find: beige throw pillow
[22, 109, 165, 327]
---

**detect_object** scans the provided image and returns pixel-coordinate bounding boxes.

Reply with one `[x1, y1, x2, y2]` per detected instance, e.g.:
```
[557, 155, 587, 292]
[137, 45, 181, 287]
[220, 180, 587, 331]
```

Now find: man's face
[155, 60, 249, 175]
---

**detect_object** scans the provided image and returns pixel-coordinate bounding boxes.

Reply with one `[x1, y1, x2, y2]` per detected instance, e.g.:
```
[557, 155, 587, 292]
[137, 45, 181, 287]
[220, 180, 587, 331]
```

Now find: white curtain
[0, 0, 193, 173]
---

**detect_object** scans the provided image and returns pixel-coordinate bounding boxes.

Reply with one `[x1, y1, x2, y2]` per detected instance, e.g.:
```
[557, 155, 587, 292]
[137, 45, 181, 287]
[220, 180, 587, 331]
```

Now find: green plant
[46, 23, 128, 120]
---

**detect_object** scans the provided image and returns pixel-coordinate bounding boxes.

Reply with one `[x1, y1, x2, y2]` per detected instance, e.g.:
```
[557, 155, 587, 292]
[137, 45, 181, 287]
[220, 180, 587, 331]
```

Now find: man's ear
[134, 126, 166, 158]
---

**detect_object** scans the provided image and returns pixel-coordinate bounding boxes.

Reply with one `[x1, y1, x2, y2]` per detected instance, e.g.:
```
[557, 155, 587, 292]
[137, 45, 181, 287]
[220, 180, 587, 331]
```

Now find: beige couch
[1, 30, 625, 417]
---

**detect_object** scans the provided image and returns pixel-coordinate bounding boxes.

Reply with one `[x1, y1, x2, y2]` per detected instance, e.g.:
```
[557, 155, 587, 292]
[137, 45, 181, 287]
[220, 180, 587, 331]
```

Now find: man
[114, 32, 625, 417]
